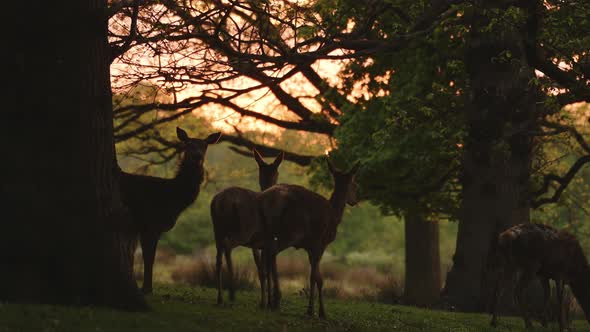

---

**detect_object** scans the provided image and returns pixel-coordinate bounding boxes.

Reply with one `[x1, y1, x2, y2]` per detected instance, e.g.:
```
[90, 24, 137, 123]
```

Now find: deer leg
[270, 250, 281, 310]
[316, 254, 326, 319]
[490, 267, 513, 328]
[307, 251, 316, 316]
[264, 236, 281, 310]
[224, 246, 235, 301]
[540, 278, 550, 328]
[515, 270, 534, 329]
[216, 246, 223, 305]
[140, 232, 159, 294]
[266, 253, 273, 309]
[262, 240, 276, 309]
[557, 280, 566, 332]
[252, 249, 266, 308]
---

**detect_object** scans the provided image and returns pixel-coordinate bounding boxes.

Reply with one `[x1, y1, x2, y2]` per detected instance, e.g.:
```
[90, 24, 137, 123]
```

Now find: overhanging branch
[221, 135, 315, 166]
[110, 0, 140, 62]
[532, 155, 590, 208]
[532, 49, 590, 104]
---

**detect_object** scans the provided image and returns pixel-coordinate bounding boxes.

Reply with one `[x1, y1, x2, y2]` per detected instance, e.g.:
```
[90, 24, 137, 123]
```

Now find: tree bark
[1, 0, 144, 309]
[442, 1, 537, 311]
[404, 210, 441, 307]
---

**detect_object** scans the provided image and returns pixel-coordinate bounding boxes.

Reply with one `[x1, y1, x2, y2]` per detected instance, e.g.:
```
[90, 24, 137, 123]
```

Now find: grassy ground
[1, 284, 588, 332]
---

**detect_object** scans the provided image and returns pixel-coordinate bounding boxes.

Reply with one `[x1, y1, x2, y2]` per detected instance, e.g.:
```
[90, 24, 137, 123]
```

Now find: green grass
[1, 285, 588, 332]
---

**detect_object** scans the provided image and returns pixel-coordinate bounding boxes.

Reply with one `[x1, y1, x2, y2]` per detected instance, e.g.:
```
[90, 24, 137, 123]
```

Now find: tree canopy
[108, 0, 590, 212]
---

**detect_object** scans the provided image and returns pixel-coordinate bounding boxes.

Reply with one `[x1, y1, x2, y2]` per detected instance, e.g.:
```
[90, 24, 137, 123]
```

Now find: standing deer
[120, 127, 221, 294]
[489, 223, 590, 331]
[259, 158, 360, 318]
[210, 148, 284, 306]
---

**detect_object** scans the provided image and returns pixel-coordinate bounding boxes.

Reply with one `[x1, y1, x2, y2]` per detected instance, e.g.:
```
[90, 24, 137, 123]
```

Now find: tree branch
[532, 155, 590, 208]
[219, 131, 315, 166]
[541, 120, 590, 154]
[110, 0, 140, 62]
[531, 49, 590, 104]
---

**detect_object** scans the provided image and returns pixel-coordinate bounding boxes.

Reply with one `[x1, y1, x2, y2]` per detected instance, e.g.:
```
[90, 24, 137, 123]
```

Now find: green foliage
[309, 1, 468, 218]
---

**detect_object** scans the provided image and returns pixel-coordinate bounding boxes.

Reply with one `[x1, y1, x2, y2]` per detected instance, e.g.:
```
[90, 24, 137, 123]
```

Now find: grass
[1, 284, 589, 332]
[144, 248, 404, 303]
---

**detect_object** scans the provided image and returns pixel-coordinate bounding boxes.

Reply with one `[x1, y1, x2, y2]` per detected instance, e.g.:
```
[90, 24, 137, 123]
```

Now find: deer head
[326, 158, 360, 206]
[176, 127, 222, 166]
[254, 148, 285, 191]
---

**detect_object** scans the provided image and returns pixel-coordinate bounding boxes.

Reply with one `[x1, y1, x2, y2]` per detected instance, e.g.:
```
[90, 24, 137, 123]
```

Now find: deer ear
[349, 161, 361, 175]
[176, 127, 189, 142]
[253, 147, 265, 166]
[325, 157, 336, 174]
[206, 132, 222, 144]
[272, 151, 285, 167]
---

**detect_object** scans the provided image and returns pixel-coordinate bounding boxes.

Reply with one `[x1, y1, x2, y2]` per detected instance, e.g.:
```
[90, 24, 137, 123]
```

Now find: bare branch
[221, 135, 315, 166]
[110, 0, 140, 62]
[532, 155, 590, 208]
[541, 120, 590, 154]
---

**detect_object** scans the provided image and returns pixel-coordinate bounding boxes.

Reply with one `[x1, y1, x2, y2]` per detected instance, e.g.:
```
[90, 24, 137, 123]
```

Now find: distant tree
[2, 0, 145, 308]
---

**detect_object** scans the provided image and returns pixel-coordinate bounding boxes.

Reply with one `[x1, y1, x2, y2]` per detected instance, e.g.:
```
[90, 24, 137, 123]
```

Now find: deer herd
[121, 127, 590, 330]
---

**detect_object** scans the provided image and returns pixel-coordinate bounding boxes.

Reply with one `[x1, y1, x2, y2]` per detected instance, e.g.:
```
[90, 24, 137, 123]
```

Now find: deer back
[497, 223, 590, 281]
[211, 187, 262, 245]
[259, 184, 333, 250]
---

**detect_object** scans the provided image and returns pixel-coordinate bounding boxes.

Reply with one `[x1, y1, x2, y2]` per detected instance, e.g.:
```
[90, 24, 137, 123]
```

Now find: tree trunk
[404, 210, 441, 307]
[442, 1, 538, 311]
[443, 152, 531, 311]
[1, 0, 144, 309]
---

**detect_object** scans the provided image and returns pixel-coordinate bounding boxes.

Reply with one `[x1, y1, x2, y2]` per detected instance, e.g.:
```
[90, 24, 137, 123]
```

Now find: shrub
[171, 255, 257, 291]
[375, 275, 404, 304]
[276, 255, 309, 279]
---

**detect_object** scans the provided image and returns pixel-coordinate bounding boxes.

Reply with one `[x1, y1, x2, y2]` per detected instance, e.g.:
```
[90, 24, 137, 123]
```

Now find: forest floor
[0, 284, 588, 332]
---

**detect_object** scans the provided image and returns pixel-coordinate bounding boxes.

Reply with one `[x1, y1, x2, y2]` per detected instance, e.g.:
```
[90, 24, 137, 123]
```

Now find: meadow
[1, 284, 588, 332]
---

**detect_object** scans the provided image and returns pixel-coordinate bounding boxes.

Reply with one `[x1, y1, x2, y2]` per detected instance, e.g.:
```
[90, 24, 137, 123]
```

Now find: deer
[258, 157, 360, 318]
[119, 127, 221, 294]
[489, 223, 590, 331]
[210, 148, 284, 306]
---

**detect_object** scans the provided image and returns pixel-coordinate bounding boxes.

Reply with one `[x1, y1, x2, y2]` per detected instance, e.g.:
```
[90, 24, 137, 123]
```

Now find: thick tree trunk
[441, 1, 540, 312]
[443, 153, 531, 311]
[442, 1, 538, 311]
[404, 210, 441, 307]
[1, 0, 144, 308]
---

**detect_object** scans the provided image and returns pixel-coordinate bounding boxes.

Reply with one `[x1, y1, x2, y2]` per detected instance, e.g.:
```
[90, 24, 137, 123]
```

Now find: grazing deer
[210, 148, 284, 306]
[120, 127, 221, 294]
[489, 223, 590, 331]
[259, 158, 360, 318]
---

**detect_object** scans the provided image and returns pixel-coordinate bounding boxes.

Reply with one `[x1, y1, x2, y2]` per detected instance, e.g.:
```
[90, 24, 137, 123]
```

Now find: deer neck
[329, 182, 349, 224]
[172, 153, 204, 206]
